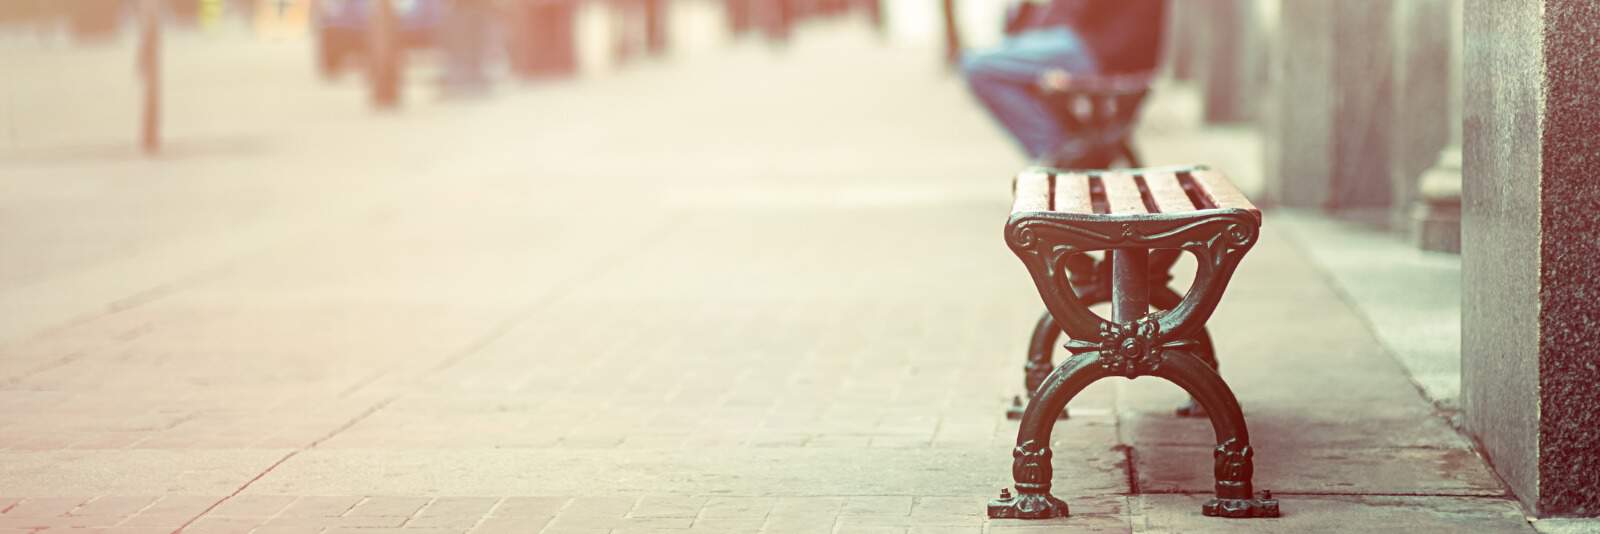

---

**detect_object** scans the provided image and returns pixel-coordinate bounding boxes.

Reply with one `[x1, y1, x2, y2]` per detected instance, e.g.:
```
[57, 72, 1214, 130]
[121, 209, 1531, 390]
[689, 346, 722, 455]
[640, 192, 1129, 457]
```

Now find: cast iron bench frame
[988, 165, 1279, 520]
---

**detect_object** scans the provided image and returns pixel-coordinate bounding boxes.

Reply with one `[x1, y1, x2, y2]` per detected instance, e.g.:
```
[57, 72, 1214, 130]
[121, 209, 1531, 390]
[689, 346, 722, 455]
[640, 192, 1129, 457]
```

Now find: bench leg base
[987, 489, 1069, 519]
[1202, 493, 1280, 518]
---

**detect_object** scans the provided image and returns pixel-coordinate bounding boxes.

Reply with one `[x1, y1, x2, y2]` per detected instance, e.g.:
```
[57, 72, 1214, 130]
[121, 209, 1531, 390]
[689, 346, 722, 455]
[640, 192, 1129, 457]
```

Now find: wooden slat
[1189, 169, 1261, 219]
[1142, 171, 1198, 214]
[1099, 172, 1147, 214]
[1012, 169, 1051, 213]
[1052, 172, 1095, 214]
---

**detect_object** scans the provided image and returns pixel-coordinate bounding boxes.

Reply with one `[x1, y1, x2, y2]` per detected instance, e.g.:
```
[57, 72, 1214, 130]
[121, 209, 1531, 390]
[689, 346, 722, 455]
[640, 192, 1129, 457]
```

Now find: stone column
[1262, 0, 1393, 210]
[1463, 0, 1600, 517]
[1165, 0, 1202, 81]
[1387, 0, 1451, 234]
[1197, 0, 1260, 123]
[1409, 0, 1463, 252]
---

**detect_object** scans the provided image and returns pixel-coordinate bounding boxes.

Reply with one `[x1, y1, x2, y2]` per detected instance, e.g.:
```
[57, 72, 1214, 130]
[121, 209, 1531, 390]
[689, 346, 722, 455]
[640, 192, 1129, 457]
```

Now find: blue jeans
[962, 27, 1099, 159]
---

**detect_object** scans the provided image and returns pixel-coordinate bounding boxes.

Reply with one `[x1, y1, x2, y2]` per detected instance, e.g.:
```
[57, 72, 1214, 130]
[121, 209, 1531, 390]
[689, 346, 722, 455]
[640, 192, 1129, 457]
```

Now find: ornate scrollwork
[1204, 437, 1279, 518]
[989, 440, 1071, 519]
[1214, 438, 1255, 484]
[1006, 211, 1260, 344]
[1011, 439, 1053, 491]
[1097, 317, 1162, 378]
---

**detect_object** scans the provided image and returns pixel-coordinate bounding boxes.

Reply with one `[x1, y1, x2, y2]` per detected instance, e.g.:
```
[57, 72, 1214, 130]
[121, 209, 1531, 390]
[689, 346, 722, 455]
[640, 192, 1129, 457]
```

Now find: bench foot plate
[1202, 492, 1280, 518]
[987, 489, 1069, 519]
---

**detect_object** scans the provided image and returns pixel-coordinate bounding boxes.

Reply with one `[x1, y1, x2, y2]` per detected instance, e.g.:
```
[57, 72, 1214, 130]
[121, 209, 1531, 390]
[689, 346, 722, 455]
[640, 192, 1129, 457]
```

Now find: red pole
[370, 0, 401, 108]
[138, 0, 161, 154]
[942, 0, 961, 66]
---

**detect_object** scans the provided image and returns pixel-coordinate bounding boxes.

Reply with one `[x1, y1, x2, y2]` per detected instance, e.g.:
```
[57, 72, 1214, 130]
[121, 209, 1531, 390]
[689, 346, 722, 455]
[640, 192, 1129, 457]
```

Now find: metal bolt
[1261, 490, 1272, 500]
[999, 489, 1012, 499]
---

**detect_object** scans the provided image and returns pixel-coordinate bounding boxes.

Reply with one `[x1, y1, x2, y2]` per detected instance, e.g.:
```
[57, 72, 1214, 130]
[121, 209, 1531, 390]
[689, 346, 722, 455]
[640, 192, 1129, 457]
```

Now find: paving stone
[0, 451, 289, 495]
[278, 496, 363, 518]
[1532, 518, 1600, 534]
[987, 515, 1130, 533]
[346, 496, 432, 518]
[69, 496, 158, 519]
[241, 447, 1126, 497]
[1, 497, 91, 517]
[1136, 445, 1504, 496]
[119, 496, 224, 526]
[1119, 408, 1472, 450]
[700, 497, 776, 520]
[406, 497, 500, 528]
[183, 515, 266, 534]
[1131, 494, 1533, 533]
[260, 515, 409, 528]
[470, 515, 552, 534]
[842, 496, 912, 517]
[207, 495, 296, 518]
[629, 496, 708, 519]
[250, 527, 325, 534]
[489, 497, 568, 519]
[907, 527, 984, 534]
[682, 518, 768, 532]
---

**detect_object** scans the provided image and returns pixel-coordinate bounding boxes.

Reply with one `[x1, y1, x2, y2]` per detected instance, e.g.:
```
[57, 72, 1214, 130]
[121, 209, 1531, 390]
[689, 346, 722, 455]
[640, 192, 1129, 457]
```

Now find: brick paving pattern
[0, 15, 1534, 534]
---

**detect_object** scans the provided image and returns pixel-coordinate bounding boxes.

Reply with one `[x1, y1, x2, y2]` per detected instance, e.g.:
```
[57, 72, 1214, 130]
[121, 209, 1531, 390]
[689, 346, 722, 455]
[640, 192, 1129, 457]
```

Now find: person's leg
[962, 27, 1098, 159]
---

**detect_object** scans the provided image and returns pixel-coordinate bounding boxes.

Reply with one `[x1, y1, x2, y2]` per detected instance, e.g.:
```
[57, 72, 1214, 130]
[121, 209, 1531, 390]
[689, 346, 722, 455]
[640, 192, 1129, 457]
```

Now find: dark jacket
[1020, 0, 1168, 73]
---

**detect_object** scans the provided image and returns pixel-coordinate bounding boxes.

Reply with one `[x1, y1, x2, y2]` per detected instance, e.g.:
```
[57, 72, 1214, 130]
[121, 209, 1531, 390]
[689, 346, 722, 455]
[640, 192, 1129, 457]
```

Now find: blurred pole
[765, 0, 793, 43]
[611, 0, 640, 63]
[644, 0, 666, 55]
[726, 0, 751, 35]
[507, 0, 579, 78]
[138, 0, 162, 154]
[941, 0, 960, 66]
[860, 0, 882, 35]
[370, 0, 402, 108]
[442, 0, 490, 96]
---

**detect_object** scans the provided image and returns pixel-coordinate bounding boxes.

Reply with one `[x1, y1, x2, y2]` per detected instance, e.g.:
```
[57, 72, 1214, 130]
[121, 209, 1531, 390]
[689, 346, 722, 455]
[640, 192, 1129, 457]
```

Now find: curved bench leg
[989, 352, 1113, 519]
[1172, 326, 1217, 418]
[1153, 285, 1218, 418]
[1153, 350, 1280, 518]
[1008, 311, 1068, 420]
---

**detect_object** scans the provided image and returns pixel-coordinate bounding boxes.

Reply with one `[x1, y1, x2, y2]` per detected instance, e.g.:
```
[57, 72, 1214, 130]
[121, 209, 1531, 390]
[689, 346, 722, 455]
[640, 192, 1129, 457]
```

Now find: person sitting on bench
[961, 0, 1167, 163]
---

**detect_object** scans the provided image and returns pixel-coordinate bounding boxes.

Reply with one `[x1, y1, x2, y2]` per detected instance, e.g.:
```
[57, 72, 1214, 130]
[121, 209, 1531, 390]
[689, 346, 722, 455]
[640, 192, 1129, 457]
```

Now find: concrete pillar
[1463, 0, 1600, 517]
[1197, 0, 1260, 123]
[1263, 0, 1394, 210]
[1165, 0, 1202, 81]
[1386, 0, 1451, 232]
[1410, 0, 1463, 252]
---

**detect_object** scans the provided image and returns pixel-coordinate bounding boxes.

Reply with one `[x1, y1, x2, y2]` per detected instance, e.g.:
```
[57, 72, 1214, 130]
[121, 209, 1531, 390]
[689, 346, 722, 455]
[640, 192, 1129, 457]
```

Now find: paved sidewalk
[1, 19, 1532, 534]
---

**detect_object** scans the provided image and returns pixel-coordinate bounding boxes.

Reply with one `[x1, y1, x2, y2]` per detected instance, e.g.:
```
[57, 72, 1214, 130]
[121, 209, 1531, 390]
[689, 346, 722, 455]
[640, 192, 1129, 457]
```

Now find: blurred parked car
[313, 0, 444, 76]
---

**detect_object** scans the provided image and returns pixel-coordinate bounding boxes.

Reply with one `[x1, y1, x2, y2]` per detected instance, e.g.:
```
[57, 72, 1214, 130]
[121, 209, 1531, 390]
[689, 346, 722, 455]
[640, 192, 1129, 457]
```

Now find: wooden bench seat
[1011, 165, 1259, 220]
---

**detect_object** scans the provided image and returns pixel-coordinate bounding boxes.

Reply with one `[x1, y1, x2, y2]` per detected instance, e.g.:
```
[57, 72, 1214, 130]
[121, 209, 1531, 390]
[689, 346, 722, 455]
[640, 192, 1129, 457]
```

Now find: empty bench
[988, 165, 1280, 520]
